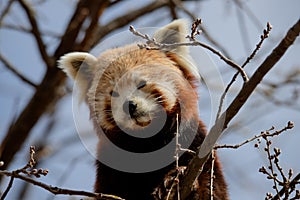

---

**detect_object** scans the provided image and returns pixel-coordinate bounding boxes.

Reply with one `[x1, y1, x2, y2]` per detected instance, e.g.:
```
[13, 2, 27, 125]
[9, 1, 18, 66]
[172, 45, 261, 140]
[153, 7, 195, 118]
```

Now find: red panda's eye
[137, 80, 147, 89]
[110, 90, 119, 97]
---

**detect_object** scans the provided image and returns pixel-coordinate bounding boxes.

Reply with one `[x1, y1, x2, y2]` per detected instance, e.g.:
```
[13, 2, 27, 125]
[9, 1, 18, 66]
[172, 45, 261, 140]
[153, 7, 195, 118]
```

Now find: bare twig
[168, 0, 178, 20]
[215, 121, 296, 199]
[210, 150, 215, 200]
[175, 114, 180, 170]
[189, 18, 202, 40]
[0, 176, 14, 200]
[170, 0, 232, 59]
[0, 146, 123, 200]
[235, 3, 252, 53]
[254, 122, 299, 200]
[17, 0, 54, 68]
[92, 0, 169, 50]
[1, 0, 166, 172]
[271, 173, 300, 200]
[0, 0, 90, 173]
[129, 25, 249, 82]
[1, 23, 61, 38]
[257, 89, 300, 111]
[216, 22, 273, 120]
[0, 52, 37, 88]
[77, 1, 110, 51]
[178, 18, 300, 200]
[257, 69, 300, 110]
[0, 0, 15, 25]
[165, 114, 194, 200]
[264, 138, 280, 195]
[175, 114, 181, 200]
[233, 0, 264, 31]
[0, 170, 123, 200]
[242, 22, 272, 68]
[214, 121, 293, 150]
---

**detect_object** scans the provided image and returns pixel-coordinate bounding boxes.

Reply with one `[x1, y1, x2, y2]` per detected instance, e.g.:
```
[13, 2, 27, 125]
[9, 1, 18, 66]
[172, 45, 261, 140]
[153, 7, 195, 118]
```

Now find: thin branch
[178, 18, 300, 199]
[0, 0, 169, 173]
[0, 0, 15, 25]
[0, 0, 91, 173]
[129, 25, 249, 82]
[91, 0, 169, 49]
[168, 0, 178, 20]
[77, 1, 110, 51]
[175, 113, 181, 200]
[1, 23, 61, 38]
[17, 0, 54, 67]
[0, 52, 37, 88]
[170, 0, 232, 59]
[272, 173, 300, 200]
[0, 146, 124, 200]
[255, 123, 299, 200]
[210, 150, 215, 200]
[214, 120, 293, 150]
[215, 121, 295, 199]
[236, 4, 252, 53]
[216, 22, 272, 120]
[0, 170, 123, 200]
[265, 137, 280, 195]
[0, 176, 14, 200]
[233, 0, 264, 31]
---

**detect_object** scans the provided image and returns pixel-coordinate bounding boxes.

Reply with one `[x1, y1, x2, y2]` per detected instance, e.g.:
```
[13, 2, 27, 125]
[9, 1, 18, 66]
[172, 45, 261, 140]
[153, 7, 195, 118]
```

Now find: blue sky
[0, 0, 299, 199]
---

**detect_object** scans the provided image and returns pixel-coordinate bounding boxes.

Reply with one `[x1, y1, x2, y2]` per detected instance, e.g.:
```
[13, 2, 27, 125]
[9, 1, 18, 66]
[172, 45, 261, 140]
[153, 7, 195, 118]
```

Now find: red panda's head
[58, 19, 200, 136]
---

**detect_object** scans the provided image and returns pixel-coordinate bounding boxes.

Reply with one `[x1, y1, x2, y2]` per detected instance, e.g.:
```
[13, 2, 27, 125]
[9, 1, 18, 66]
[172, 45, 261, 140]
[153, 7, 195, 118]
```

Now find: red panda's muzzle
[123, 99, 152, 127]
[123, 100, 137, 117]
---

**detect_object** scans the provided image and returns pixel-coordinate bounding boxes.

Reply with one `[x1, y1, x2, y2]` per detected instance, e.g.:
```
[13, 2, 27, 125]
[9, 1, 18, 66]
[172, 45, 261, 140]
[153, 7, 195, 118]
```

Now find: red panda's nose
[123, 100, 137, 117]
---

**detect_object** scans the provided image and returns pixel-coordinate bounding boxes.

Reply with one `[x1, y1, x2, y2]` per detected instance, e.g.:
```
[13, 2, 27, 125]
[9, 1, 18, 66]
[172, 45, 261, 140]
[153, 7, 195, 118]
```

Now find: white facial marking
[109, 67, 178, 132]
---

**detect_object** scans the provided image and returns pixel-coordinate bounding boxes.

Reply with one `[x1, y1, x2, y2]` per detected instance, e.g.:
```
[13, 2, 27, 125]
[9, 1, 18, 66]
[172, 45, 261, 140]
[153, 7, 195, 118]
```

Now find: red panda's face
[93, 64, 183, 133]
[58, 19, 201, 138]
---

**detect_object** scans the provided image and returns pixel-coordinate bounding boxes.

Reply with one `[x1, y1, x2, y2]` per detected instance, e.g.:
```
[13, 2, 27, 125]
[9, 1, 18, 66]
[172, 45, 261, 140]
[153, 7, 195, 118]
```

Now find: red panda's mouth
[130, 111, 152, 127]
[122, 99, 154, 127]
[134, 118, 151, 127]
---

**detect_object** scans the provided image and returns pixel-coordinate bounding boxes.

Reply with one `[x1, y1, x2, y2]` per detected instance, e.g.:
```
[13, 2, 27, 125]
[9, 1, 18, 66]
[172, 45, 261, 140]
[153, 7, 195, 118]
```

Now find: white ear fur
[153, 19, 189, 55]
[58, 52, 97, 102]
[58, 52, 97, 80]
[154, 19, 200, 80]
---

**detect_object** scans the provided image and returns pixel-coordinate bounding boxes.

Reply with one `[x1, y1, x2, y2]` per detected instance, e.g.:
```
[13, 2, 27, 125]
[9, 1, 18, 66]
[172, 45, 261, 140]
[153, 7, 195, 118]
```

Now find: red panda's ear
[58, 52, 97, 102]
[153, 19, 189, 56]
[154, 19, 200, 81]
[58, 52, 97, 80]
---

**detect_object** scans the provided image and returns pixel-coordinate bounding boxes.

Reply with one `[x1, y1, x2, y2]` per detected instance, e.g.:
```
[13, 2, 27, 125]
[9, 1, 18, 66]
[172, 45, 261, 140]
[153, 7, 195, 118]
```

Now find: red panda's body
[59, 19, 229, 200]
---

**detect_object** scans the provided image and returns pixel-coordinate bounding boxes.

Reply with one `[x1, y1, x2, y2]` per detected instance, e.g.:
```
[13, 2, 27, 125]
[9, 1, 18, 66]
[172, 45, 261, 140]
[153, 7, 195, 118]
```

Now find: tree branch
[216, 22, 272, 120]
[215, 121, 294, 150]
[129, 24, 249, 82]
[0, 146, 124, 200]
[0, 0, 169, 176]
[76, 0, 110, 51]
[170, 0, 232, 59]
[0, 170, 123, 200]
[179, 18, 300, 200]
[1, 23, 61, 38]
[0, 0, 99, 173]
[17, 0, 54, 68]
[0, 0, 14, 25]
[0, 176, 14, 200]
[271, 173, 300, 200]
[91, 0, 169, 49]
[0, 52, 37, 88]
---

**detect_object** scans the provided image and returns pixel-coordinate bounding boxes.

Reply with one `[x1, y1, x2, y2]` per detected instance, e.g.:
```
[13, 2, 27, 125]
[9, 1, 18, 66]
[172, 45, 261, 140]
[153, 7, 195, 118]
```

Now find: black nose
[123, 100, 137, 117]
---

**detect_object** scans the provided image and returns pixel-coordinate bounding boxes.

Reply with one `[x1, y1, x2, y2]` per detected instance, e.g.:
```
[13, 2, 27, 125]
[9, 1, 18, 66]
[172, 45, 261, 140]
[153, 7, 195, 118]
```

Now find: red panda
[59, 19, 228, 200]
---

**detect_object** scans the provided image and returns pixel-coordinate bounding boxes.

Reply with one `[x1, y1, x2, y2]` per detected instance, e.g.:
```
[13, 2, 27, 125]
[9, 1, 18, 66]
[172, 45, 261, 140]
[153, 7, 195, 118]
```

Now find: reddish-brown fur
[59, 19, 229, 200]
[91, 50, 228, 200]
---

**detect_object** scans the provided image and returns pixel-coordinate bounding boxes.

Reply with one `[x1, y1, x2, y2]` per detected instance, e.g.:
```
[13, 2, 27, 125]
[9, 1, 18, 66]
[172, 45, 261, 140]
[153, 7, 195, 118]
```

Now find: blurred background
[0, 0, 299, 199]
